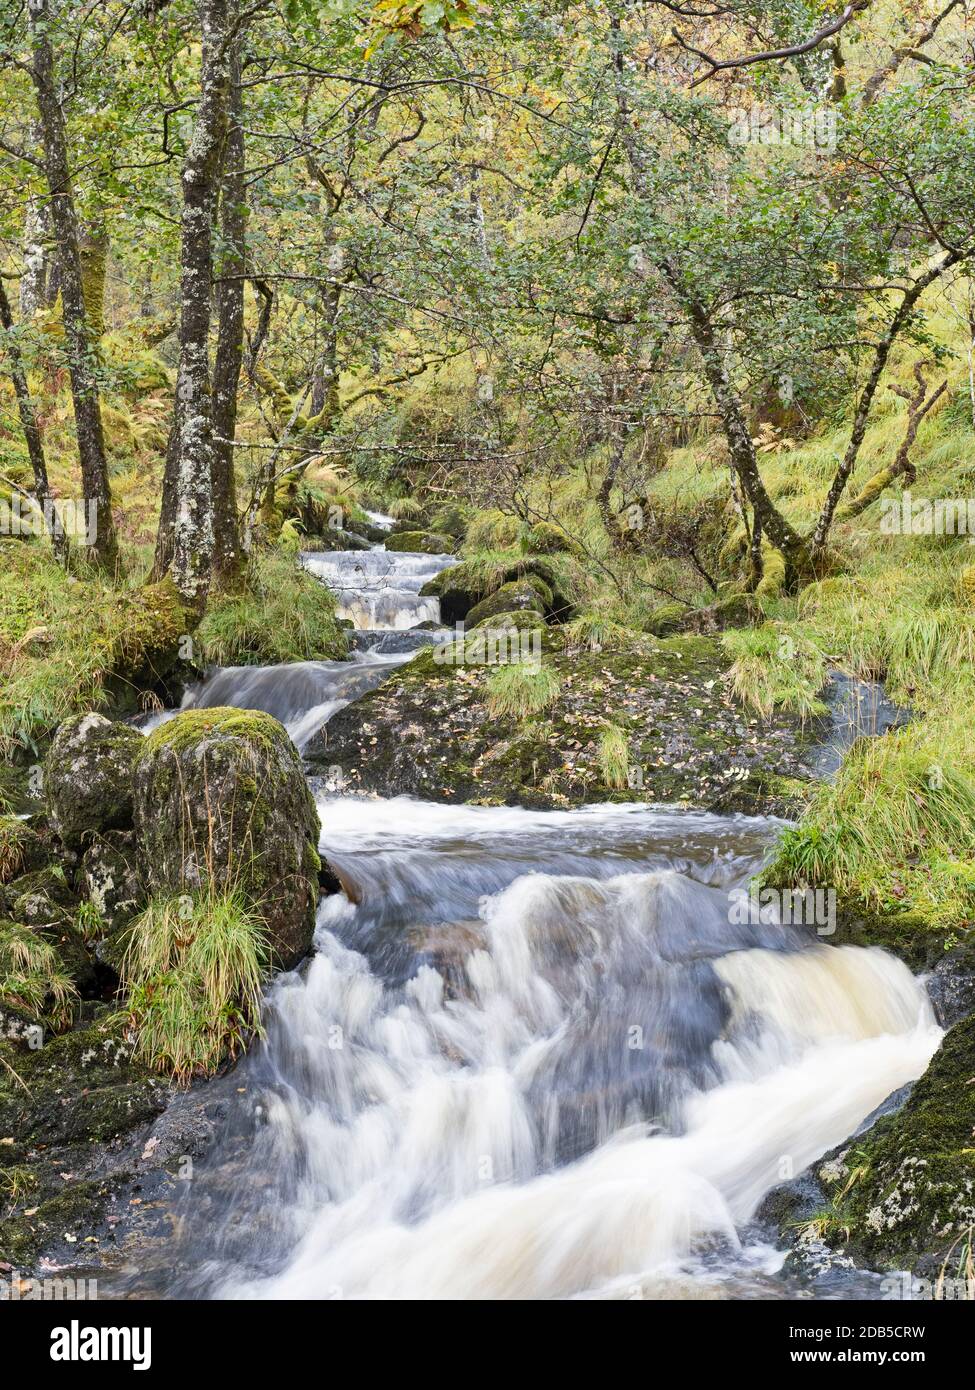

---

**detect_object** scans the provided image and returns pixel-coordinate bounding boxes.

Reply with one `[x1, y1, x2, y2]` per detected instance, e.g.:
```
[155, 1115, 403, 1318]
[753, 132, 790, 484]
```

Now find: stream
[119, 534, 938, 1300]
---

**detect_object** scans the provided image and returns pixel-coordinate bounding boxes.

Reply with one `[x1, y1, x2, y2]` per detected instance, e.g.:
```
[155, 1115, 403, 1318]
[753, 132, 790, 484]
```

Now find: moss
[819, 1014, 975, 1270]
[384, 530, 456, 554]
[429, 504, 470, 539]
[466, 578, 550, 627]
[644, 602, 685, 636]
[140, 706, 283, 759]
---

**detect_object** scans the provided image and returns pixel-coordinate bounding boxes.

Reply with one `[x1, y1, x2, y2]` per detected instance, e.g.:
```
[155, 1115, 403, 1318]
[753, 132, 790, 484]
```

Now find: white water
[301, 548, 456, 630]
[193, 825, 937, 1302]
[125, 544, 941, 1302]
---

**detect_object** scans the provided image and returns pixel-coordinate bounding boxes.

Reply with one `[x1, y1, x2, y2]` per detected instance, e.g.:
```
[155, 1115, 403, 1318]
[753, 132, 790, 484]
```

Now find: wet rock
[44, 713, 143, 849]
[305, 632, 812, 813]
[809, 1014, 975, 1271]
[419, 564, 482, 623]
[133, 708, 322, 969]
[925, 942, 975, 1028]
[0, 1010, 167, 1268]
[302, 528, 371, 552]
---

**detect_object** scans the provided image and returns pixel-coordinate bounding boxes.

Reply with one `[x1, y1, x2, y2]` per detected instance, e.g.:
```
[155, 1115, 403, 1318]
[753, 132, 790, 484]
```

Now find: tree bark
[211, 44, 246, 584]
[28, 0, 118, 571]
[163, 0, 235, 609]
[0, 276, 67, 562]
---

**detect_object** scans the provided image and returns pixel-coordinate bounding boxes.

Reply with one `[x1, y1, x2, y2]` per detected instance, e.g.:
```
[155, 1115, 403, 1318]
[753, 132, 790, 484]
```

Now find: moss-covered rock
[466, 578, 550, 627]
[80, 832, 143, 932]
[429, 504, 470, 540]
[0, 816, 49, 884]
[813, 1014, 975, 1271]
[645, 603, 686, 637]
[133, 708, 321, 969]
[305, 632, 812, 812]
[44, 713, 143, 849]
[525, 521, 576, 555]
[0, 1009, 166, 1268]
[384, 530, 456, 555]
[679, 593, 762, 634]
[418, 563, 483, 623]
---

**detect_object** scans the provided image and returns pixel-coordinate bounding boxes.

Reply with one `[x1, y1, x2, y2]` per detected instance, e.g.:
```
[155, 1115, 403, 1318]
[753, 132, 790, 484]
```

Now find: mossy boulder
[419, 563, 482, 623]
[466, 578, 551, 627]
[8, 865, 78, 928]
[0, 1009, 165, 1267]
[679, 593, 761, 634]
[815, 1014, 975, 1271]
[45, 713, 143, 849]
[384, 530, 455, 555]
[133, 708, 322, 969]
[645, 603, 686, 637]
[429, 504, 470, 540]
[301, 527, 371, 553]
[525, 522, 575, 555]
[471, 609, 548, 635]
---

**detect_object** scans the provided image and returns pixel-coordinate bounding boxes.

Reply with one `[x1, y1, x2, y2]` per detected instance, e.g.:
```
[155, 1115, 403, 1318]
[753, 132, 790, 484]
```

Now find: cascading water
[114, 543, 939, 1300]
[301, 547, 455, 630]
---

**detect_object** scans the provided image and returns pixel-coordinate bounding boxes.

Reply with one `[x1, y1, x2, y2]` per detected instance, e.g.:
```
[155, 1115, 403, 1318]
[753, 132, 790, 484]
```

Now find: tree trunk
[211, 45, 246, 585]
[28, 0, 118, 571]
[0, 276, 67, 562]
[163, 0, 235, 609]
[20, 129, 49, 320]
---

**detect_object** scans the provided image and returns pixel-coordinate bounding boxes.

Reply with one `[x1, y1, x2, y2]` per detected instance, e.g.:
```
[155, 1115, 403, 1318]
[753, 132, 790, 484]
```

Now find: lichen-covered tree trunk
[28, 0, 118, 572]
[20, 130, 49, 321]
[165, 0, 235, 609]
[0, 275, 66, 562]
[211, 49, 246, 585]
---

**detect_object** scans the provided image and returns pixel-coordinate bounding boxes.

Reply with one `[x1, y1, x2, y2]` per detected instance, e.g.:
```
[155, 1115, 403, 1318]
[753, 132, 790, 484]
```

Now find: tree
[26, 0, 119, 571]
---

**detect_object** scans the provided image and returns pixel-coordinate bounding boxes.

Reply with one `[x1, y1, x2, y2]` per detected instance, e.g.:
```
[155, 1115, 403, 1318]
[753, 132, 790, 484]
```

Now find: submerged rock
[133, 708, 322, 969]
[44, 713, 143, 849]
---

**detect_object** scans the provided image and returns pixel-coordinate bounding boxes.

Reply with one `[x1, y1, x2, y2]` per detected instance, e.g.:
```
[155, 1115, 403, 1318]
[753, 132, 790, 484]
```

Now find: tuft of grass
[197, 550, 348, 667]
[0, 921, 78, 1029]
[722, 624, 828, 721]
[387, 497, 425, 521]
[0, 817, 31, 883]
[768, 723, 975, 923]
[122, 886, 268, 1082]
[484, 662, 561, 719]
[598, 723, 631, 789]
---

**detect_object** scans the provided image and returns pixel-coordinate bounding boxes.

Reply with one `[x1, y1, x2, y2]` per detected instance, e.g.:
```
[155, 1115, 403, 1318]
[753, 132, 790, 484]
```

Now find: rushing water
[117, 540, 938, 1300]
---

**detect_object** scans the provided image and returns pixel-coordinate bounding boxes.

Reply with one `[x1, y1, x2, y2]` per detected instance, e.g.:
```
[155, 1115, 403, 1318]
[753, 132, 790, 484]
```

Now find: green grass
[598, 723, 631, 789]
[0, 817, 32, 884]
[484, 662, 562, 718]
[197, 550, 348, 667]
[0, 921, 78, 1030]
[122, 886, 267, 1081]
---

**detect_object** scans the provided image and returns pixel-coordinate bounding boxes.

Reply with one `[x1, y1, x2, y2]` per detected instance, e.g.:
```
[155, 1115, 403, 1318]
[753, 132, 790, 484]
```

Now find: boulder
[384, 530, 455, 555]
[419, 564, 481, 623]
[80, 832, 144, 932]
[45, 713, 143, 848]
[812, 1013, 975, 1271]
[132, 708, 322, 969]
[429, 504, 470, 540]
[466, 578, 550, 627]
